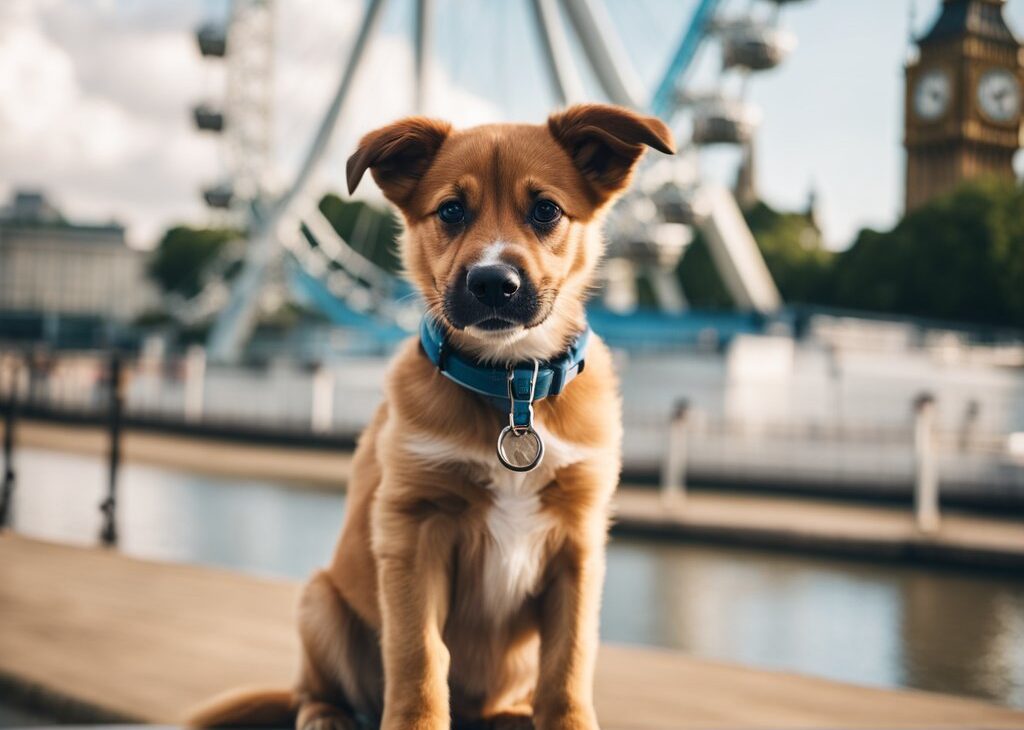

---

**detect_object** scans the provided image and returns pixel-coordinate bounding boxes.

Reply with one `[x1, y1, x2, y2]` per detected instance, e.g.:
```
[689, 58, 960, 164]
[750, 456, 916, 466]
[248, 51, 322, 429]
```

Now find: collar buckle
[506, 359, 540, 433]
[498, 358, 545, 472]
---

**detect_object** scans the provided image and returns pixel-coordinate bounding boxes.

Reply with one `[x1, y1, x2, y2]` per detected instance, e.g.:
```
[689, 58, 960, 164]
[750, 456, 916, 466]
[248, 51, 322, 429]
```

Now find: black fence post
[99, 352, 123, 546]
[0, 356, 19, 530]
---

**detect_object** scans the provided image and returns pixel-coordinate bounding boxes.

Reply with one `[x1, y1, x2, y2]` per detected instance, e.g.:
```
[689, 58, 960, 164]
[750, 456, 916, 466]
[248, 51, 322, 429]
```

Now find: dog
[188, 103, 674, 730]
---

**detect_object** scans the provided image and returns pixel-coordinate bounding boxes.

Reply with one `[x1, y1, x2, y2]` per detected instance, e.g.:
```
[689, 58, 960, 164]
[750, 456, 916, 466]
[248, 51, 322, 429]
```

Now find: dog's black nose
[466, 265, 520, 307]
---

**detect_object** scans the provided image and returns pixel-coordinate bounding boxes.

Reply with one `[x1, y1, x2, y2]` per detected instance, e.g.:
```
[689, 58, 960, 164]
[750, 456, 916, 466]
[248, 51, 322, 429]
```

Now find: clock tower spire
[904, 0, 1022, 212]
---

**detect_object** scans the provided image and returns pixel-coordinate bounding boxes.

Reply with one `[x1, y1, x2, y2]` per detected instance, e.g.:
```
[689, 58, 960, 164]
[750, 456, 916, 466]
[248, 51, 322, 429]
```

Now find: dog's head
[347, 104, 674, 362]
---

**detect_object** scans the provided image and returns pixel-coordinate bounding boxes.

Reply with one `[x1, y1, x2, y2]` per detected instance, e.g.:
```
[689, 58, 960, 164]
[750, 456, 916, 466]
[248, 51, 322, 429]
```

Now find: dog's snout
[466, 265, 520, 308]
[445, 261, 539, 330]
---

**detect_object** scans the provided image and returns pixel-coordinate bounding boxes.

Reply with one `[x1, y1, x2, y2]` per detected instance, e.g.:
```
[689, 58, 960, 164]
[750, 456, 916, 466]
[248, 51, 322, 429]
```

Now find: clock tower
[904, 0, 1023, 211]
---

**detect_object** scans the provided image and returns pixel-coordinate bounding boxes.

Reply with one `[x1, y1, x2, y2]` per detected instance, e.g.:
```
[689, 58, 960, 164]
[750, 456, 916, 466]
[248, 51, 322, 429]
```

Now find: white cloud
[0, 0, 500, 250]
[0, 0, 216, 246]
[267, 0, 501, 203]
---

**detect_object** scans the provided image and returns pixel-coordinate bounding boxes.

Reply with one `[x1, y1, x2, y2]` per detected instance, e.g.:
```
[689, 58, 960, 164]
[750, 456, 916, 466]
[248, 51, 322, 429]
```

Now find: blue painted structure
[288, 261, 408, 343]
[291, 256, 771, 356]
[650, 0, 724, 118]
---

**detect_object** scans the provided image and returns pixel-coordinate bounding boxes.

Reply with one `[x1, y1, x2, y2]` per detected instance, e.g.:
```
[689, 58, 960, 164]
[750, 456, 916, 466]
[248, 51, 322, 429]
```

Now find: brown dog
[188, 104, 673, 730]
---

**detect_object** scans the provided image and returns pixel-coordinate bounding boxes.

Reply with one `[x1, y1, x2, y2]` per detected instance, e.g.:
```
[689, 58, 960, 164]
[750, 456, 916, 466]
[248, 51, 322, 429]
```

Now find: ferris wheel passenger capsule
[722, 25, 796, 71]
[196, 23, 228, 58]
[691, 99, 760, 146]
[203, 183, 234, 209]
[193, 104, 226, 132]
[651, 184, 708, 227]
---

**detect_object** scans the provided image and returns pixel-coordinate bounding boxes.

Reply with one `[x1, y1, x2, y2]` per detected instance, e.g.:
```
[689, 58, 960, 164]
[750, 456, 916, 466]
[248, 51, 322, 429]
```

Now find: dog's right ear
[548, 104, 675, 204]
[346, 117, 452, 206]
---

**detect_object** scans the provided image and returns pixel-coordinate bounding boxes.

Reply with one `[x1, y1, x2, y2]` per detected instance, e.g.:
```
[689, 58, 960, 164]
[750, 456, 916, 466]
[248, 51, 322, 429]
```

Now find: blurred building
[904, 0, 1023, 211]
[0, 190, 156, 344]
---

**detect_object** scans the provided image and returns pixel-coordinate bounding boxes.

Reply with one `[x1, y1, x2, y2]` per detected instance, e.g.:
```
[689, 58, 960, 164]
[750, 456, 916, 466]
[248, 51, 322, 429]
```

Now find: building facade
[0, 191, 156, 324]
[904, 0, 1023, 211]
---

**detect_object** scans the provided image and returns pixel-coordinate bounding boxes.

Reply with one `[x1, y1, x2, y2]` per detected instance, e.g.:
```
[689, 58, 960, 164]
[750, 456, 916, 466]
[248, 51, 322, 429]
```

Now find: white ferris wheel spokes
[191, 0, 807, 363]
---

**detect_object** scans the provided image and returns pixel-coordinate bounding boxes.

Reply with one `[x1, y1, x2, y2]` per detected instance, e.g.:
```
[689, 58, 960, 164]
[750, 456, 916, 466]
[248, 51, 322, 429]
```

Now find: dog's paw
[533, 705, 599, 730]
[301, 718, 355, 730]
[380, 709, 449, 730]
[488, 713, 535, 730]
[296, 702, 358, 730]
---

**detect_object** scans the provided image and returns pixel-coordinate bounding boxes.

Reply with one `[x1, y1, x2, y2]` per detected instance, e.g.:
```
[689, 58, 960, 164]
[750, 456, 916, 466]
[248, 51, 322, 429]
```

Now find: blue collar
[419, 317, 591, 428]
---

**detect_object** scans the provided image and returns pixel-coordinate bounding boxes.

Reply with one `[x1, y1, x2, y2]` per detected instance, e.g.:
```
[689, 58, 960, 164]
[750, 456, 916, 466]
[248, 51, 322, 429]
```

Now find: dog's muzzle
[444, 265, 541, 331]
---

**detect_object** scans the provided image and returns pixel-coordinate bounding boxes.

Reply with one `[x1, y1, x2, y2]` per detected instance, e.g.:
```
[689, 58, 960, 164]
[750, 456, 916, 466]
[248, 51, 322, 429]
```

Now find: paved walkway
[1, 534, 1023, 728]
[614, 489, 1024, 568]
[5, 419, 352, 489]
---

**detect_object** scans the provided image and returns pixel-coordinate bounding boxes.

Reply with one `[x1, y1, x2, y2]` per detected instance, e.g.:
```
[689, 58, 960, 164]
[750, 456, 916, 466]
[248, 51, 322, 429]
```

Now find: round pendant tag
[496, 426, 545, 472]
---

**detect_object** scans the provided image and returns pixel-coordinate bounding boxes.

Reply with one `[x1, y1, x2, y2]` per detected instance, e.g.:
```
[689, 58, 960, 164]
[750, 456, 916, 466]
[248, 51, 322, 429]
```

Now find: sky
[1, 0, 1022, 250]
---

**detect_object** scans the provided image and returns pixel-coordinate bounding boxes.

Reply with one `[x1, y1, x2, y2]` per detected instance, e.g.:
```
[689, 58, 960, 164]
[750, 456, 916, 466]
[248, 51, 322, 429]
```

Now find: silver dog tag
[496, 425, 544, 472]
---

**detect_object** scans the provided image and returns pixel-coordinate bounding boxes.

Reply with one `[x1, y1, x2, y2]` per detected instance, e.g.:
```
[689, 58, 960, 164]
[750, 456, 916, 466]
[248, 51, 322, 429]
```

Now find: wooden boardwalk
[1, 534, 1023, 729]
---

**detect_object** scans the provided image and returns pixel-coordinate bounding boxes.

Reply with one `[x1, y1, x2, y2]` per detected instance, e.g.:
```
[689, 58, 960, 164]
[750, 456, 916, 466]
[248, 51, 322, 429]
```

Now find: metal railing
[3, 347, 1023, 518]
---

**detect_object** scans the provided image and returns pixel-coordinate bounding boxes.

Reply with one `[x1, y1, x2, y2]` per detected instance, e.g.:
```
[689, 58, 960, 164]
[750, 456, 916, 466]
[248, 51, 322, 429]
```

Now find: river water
[7, 447, 1024, 709]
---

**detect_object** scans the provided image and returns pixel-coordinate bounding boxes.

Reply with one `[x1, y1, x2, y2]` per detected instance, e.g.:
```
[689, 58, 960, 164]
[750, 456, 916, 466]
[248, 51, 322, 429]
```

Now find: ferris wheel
[190, 0, 809, 363]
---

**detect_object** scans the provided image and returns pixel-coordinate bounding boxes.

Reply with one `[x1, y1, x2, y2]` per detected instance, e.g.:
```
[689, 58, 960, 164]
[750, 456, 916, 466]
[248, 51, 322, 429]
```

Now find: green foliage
[677, 200, 830, 308]
[676, 179, 1024, 327]
[148, 226, 238, 297]
[677, 234, 733, 309]
[144, 195, 400, 320]
[743, 202, 833, 304]
[148, 181, 1023, 330]
[318, 194, 403, 273]
[830, 179, 1024, 326]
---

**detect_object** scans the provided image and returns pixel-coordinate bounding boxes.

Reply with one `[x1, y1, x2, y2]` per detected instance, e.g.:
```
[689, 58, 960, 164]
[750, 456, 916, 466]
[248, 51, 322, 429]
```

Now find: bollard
[99, 353, 123, 546]
[0, 355, 20, 529]
[661, 399, 690, 506]
[913, 393, 940, 534]
[183, 346, 206, 423]
[140, 335, 166, 412]
[958, 399, 979, 452]
[311, 365, 335, 434]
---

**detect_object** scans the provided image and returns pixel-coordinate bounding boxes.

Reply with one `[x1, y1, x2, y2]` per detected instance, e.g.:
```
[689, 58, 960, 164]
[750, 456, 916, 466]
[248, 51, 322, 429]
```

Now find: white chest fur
[481, 483, 554, 619]
[402, 424, 591, 620]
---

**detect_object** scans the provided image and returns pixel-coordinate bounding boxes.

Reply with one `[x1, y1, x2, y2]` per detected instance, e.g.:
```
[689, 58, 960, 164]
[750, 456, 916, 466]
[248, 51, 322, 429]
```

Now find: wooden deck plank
[1, 534, 1022, 728]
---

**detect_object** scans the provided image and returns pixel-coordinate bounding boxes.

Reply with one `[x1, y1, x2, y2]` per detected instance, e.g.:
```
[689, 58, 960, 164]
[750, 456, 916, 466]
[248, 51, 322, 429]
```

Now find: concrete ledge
[7, 419, 1024, 570]
[613, 490, 1024, 571]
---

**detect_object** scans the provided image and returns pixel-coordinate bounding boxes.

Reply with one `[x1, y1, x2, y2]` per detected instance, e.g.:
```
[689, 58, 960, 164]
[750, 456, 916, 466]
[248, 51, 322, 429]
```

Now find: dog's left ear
[346, 116, 452, 206]
[548, 104, 675, 201]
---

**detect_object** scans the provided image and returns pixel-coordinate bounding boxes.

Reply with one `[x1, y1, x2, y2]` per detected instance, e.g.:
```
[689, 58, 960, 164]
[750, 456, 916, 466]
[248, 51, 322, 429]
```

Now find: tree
[676, 200, 831, 308]
[146, 195, 399, 316]
[318, 194, 402, 273]
[677, 233, 733, 309]
[148, 226, 238, 297]
[743, 202, 833, 304]
[830, 179, 1024, 326]
[676, 180, 1024, 328]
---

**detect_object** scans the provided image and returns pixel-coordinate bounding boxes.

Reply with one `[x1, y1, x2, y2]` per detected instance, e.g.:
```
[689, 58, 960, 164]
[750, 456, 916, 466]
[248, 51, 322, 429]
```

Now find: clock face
[914, 69, 951, 121]
[977, 68, 1021, 123]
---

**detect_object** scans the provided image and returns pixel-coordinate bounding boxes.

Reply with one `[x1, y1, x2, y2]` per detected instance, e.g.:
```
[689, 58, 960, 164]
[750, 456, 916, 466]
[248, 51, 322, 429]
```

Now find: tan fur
[187, 104, 673, 730]
[187, 687, 297, 728]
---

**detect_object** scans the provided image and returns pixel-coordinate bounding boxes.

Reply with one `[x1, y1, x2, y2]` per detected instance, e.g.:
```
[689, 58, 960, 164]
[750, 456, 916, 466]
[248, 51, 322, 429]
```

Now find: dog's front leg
[533, 520, 607, 730]
[375, 494, 455, 730]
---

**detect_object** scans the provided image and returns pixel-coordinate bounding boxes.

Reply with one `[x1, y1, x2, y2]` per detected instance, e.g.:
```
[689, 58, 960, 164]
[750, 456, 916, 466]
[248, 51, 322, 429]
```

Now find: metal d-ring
[496, 359, 544, 472]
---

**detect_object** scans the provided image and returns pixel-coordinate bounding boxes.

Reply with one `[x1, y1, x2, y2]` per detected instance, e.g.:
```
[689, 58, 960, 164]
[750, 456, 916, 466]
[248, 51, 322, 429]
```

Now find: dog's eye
[437, 200, 465, 225]
[530, 200, 561, 226]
